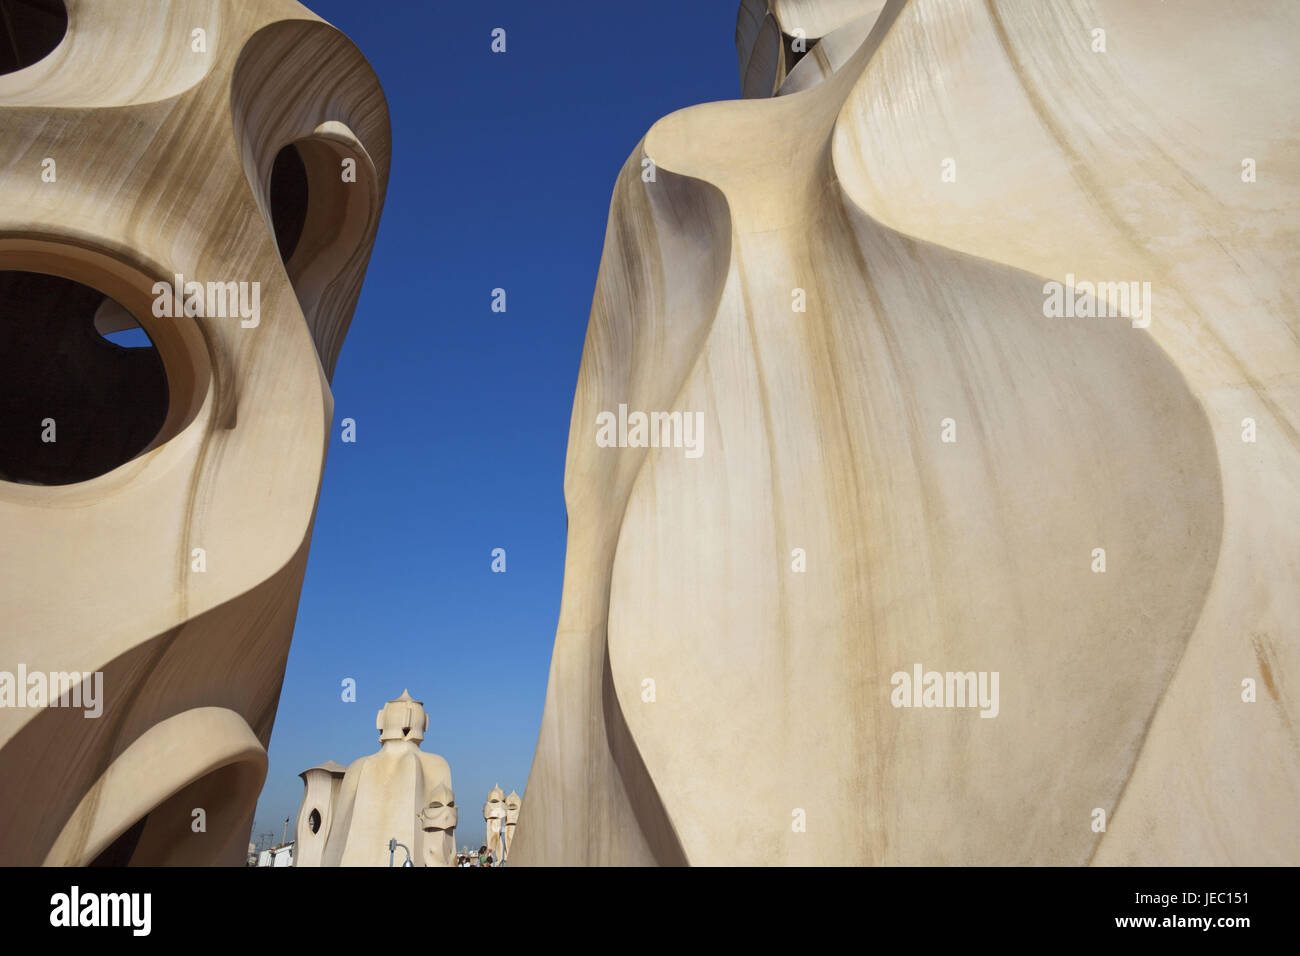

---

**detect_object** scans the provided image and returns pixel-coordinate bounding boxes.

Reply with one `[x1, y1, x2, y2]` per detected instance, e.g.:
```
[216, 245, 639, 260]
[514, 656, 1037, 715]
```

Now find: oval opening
[0, 269, 169, 485]
[260, 127, 377, 379]
[270, 143, 309, 264]
[0, 0, 68, 76]
[87, 761, 262, 866]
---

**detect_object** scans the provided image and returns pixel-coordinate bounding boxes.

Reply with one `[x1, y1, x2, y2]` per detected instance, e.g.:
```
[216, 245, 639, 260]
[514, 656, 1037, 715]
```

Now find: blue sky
[250, 1, 739, 851]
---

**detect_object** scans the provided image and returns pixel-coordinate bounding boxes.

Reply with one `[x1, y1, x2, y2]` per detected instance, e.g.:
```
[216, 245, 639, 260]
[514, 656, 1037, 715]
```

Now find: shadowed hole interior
[270, 143, 309, 264]
[783, 31, 817, 74]
[88, 814, 147, 868]
[0, 270, 169, 485]
[0, 0, 67, 75]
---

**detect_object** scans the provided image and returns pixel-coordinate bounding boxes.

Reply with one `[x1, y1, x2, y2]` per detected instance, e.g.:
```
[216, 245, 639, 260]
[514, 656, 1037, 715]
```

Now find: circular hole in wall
[0, 0, 67, 75]
[308, 808, 321, 834]
[0, 270, 169, 485]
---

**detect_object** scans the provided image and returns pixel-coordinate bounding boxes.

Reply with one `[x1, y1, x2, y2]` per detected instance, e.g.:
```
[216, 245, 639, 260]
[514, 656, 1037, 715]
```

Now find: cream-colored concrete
[483, 785, 506, 862]
[0, 0, 388, 865]
[300, 691, 457, 868]
[419, 783, 458, 867]
[502, 790, 521, 861]
[293, 760, 346, 867]
[44, 707, 266, 866]
[512, 0, 1300, 865]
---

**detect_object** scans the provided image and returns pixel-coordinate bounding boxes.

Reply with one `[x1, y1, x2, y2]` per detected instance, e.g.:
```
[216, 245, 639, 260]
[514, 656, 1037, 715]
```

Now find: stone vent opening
[0, 270, 169, 485]
[269, 143, 309, 264]
[0, 0, 67, 76]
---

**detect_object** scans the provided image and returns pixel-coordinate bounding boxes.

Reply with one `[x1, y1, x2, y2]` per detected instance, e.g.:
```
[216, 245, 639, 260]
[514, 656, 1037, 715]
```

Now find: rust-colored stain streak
[1251, 634, 1279, 701]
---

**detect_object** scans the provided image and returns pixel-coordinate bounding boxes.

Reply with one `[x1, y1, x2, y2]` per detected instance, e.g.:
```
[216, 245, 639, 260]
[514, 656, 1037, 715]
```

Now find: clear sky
[250, 1, 740, 851]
